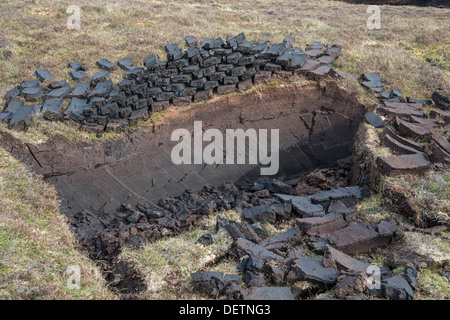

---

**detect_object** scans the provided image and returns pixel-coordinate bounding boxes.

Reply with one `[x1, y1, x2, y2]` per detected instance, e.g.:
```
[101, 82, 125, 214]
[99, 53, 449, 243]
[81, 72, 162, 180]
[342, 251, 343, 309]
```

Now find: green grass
[0, 146, 116, 300]
[119, 210, 240, 299]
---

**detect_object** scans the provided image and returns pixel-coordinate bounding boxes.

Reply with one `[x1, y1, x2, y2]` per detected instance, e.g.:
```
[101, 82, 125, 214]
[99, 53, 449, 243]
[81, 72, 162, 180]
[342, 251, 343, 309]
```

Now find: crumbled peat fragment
[17, 141, 421, 301]
[376, 154, 431, 176]
[291, 257, 338, 286]
[432, 91, 449, 111]
[185, 35, 198, 47]
[69, 70, 89, 81]
[35, 70, 54, 83]
[196, 233, 213, 246]
[117, 58, 136, 71]
[42, 98, 64, 120]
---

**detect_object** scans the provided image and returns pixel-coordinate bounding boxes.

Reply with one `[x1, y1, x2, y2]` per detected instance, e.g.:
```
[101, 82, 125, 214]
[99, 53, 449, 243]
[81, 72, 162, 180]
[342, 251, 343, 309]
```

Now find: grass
[417, 267, 450, 300]
[0, 146, 116, 300]
[404, 231, 450, 262]
[357, 192, 395, 222]
[0, 0, 448, 107]
[384, 170, 450, 224]
[363, 124, 394, 158]
[119, 210, 240, 299]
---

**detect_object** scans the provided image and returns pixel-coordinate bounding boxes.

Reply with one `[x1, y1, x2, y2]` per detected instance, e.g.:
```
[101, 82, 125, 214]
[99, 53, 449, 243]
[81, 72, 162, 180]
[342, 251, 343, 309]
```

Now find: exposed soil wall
[0, 82, 365, 218]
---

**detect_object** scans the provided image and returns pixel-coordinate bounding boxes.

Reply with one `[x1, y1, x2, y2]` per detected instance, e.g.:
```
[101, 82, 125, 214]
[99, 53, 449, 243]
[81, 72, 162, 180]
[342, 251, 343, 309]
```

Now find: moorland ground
[0, 0, 448, 300]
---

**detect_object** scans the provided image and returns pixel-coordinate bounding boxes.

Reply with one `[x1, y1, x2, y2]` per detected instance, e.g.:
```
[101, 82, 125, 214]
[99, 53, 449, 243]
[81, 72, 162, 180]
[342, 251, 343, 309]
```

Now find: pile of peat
[335, 0, 450, 8]
[70, 159, 416, 300]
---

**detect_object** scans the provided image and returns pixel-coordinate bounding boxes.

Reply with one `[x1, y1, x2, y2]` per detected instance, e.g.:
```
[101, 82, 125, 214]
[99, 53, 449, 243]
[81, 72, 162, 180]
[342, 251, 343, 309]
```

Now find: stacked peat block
[1, 33, 343, 133]
[360, 72, 450, 171]
[78, 173, 413, 300]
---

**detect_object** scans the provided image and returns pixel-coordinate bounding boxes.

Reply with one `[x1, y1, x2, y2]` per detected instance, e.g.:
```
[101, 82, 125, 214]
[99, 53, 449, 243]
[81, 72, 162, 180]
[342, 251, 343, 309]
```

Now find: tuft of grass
[357, 192, 394, 222]
[389, 231, 450, 268]
[119, 210, 239, 299]
[384, 170, 450, 225]
[0, 146, 116, 300]
[0, 0, 449, 300]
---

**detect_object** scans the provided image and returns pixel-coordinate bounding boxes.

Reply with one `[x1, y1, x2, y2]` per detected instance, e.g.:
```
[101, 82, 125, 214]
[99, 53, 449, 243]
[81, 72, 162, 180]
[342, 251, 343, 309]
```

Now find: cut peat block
[376, 154, 430, 176]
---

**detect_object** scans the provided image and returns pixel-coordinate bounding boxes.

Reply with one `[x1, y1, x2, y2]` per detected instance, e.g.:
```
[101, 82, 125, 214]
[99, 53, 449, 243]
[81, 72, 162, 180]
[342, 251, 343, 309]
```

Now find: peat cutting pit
[2, 82, 365, 216]
[1, 82, 375, 298]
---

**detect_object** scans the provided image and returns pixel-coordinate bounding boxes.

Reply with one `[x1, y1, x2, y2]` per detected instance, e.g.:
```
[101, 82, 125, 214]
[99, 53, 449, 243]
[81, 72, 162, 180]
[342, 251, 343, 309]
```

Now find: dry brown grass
[0, 146, 116, 300]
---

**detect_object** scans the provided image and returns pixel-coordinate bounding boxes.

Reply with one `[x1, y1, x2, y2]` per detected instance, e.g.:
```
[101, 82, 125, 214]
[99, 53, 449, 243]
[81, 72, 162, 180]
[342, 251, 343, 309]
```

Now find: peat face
[0, 82, 365, 216]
